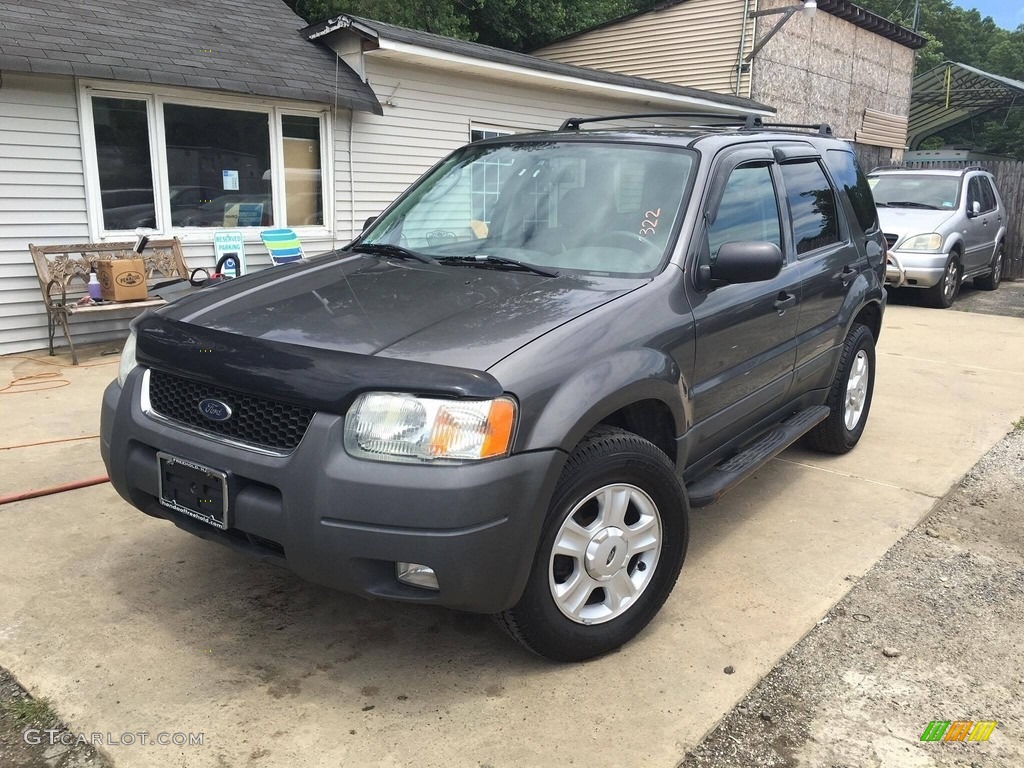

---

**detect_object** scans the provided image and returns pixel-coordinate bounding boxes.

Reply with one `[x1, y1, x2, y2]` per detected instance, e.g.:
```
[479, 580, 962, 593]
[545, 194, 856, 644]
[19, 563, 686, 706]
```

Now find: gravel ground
[0, 668, 109, 768]
[888, 276, 1024, 318]
[681, 426, 1024, 768]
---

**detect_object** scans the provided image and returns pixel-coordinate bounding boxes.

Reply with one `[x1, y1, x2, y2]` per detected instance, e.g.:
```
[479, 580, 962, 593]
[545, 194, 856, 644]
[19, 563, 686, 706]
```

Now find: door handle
[840, 265, 857, 285]
[774, 291, 797, 313]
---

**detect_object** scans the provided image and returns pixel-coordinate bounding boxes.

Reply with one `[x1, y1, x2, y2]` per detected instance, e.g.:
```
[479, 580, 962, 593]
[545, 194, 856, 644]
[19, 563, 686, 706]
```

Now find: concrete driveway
[1, 303, 1023, 768]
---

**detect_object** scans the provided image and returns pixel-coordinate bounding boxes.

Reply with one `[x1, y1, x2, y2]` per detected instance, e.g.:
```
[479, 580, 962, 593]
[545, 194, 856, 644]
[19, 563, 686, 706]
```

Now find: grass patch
[1, 695, 58, 726]
[1013, 415, 1024, 432]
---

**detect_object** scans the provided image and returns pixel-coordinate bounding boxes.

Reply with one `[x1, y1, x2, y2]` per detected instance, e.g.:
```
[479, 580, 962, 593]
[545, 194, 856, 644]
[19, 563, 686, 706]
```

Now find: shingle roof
[0, 0, 381, 113]
[303, 14, 774, 115]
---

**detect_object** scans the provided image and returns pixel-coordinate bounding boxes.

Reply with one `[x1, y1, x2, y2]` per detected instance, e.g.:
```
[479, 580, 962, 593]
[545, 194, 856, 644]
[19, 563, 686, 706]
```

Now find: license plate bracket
[157, 452, 229, 530]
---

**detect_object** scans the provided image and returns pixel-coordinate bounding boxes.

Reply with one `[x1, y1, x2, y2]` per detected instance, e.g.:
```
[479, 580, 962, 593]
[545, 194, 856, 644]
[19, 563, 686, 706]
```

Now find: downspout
[349, 109, 357, 240]
[735, 0, 754, 96]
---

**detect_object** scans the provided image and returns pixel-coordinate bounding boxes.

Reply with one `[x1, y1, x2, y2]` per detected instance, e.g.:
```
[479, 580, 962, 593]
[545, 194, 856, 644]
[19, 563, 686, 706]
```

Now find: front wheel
[924, 253, 961, 308]
[495, 427, 688, 662]
[803, 323, 876, 454]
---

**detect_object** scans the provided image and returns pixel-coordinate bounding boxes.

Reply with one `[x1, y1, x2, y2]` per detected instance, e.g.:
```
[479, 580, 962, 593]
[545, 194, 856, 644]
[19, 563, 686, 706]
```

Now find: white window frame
[78, 79, 334, 243]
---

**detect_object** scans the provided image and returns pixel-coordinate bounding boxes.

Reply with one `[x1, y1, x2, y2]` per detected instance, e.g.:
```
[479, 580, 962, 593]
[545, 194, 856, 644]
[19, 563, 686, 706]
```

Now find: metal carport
[909, 61, 1024, 150]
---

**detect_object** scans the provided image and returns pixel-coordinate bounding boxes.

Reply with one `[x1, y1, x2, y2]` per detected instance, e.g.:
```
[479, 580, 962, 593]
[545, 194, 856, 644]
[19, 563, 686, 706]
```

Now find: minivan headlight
[344, 392, 517, 463]
[117, 330, 138, 387]
[899, 233, 943, 251]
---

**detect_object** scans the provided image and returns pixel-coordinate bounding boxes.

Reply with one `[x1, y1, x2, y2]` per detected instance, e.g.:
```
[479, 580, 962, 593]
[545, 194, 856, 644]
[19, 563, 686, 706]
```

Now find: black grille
[884, 233, 899, 249]
[147, 369, 314, 453]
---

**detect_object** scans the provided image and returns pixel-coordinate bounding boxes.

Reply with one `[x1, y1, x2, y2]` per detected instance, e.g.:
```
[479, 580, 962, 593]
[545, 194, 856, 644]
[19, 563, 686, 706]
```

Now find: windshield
[868, 174, 961, 210]
[358, 141, 695, 276]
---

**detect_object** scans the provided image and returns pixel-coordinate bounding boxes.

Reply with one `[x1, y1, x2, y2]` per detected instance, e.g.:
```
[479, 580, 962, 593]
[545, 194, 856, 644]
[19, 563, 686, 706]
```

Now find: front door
[688, 157, 800, 449]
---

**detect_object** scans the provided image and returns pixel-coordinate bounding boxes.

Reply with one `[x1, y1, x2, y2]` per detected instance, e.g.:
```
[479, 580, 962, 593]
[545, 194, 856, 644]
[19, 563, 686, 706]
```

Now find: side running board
[686, 405, 830, 508]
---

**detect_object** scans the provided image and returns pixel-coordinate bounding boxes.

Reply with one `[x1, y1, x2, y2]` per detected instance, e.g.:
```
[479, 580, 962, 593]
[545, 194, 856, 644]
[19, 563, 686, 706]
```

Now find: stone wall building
[536, 0, 925, 166]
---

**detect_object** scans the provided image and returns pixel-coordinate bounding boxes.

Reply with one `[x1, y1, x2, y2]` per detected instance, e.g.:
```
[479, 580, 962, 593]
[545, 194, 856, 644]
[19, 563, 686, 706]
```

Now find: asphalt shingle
[0, 0, 381, 113]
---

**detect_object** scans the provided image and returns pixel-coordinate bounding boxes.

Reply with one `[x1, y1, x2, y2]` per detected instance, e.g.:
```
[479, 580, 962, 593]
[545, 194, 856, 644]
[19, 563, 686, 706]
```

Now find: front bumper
[885, 250, 948, 289]
[101, 368, 565, 614]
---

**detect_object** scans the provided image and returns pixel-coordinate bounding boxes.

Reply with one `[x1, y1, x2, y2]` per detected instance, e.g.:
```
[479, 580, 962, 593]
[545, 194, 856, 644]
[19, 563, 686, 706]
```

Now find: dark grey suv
[101, 115, 886, 661]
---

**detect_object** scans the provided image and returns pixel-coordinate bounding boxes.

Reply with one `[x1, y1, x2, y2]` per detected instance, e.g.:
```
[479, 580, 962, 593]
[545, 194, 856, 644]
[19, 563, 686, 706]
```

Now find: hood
[877, 208, 957, 242]
[157, 251, 641, 371]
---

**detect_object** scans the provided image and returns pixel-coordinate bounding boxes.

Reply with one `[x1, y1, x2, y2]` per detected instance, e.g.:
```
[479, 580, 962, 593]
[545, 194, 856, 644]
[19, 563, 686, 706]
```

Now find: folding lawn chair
[260, 228, 304, 265]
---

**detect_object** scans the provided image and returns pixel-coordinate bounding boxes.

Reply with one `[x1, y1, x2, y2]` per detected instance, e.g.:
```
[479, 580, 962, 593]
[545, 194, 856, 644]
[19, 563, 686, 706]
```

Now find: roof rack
[559, 113, 833, 136]
[743, 116, 833, 135]
[559, 112, 751, 131]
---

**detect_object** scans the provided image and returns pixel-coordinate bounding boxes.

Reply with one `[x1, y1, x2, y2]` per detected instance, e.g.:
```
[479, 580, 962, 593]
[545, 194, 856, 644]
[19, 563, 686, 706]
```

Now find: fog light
[396, 562, 439, 590]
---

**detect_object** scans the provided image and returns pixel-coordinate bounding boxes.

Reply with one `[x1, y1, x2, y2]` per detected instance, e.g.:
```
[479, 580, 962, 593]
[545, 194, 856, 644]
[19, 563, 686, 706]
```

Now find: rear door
[687, 148, 800, 444]
[778, 146, 863, 395]
[978, 176, 1002, 261]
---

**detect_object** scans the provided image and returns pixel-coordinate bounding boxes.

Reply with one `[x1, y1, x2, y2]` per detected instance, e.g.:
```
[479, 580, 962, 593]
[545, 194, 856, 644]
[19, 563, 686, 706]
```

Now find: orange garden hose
[0, 475, 110, 506]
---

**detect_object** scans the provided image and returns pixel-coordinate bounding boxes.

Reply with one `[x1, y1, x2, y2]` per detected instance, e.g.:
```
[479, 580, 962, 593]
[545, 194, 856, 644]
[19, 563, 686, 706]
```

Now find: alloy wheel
[548, 483, 662, 625]
[844, 349, 870, 431]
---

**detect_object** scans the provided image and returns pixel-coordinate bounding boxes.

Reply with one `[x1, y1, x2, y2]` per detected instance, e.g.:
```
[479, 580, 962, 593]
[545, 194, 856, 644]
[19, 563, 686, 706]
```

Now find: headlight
[899, 233, 943, 251]
[344, 392, 517, 463]
[117, 330, 138, 387]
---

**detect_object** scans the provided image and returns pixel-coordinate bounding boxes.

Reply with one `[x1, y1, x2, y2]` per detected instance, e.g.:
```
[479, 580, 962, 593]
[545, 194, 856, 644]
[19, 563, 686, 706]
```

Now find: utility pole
[912, 0, 920, 30]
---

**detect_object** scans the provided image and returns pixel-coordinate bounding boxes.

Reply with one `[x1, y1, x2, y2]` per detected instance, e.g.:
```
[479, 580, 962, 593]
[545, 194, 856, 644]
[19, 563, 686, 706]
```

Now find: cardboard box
[97, 259, 148, 302]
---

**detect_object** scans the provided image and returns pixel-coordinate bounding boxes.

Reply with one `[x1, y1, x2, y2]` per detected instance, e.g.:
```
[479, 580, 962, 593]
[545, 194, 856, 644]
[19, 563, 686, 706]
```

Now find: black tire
[803, 323, 876, 455]
[923, 252, 961, 308]
[974, 242, 1004, 291]
[495, 426, 688, 662]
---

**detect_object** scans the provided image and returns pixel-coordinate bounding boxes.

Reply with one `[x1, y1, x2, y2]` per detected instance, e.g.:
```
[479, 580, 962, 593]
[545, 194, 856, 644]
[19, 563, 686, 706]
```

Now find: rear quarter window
[825, 149, 878, 234]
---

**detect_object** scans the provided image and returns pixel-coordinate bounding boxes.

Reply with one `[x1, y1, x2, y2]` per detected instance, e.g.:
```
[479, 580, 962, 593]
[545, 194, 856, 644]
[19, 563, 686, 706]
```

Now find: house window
[164, 104, 272, 228]
[470, 127, 515, 224]
[92, 98, 157, 231]
[85, 87, 328, 235]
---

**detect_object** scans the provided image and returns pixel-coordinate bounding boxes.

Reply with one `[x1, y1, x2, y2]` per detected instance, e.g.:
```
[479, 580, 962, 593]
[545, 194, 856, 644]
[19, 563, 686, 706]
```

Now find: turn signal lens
[344, 392, 517, 463]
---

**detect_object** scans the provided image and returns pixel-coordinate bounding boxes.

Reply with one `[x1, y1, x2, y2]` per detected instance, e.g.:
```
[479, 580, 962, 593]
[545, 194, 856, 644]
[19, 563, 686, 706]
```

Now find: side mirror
[362, 215, 377, 232]
[968, 200, 981, 217]
[701, 241, 784, 286]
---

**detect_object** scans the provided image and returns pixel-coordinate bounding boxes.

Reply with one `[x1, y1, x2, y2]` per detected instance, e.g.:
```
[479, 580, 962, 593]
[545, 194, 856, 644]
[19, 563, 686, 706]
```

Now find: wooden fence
[900, 159, 1023, 280]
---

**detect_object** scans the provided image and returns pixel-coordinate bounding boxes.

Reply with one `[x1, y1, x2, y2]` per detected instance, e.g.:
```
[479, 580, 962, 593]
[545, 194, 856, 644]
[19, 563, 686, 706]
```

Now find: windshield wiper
[883, 201, 941, 210]
[438, 254, 559, 278]
[350, 242, 438, 265]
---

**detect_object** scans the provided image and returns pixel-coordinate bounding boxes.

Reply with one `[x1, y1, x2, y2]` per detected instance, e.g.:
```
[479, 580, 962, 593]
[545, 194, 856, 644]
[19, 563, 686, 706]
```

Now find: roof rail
[559, 112, 750, 131]
[869, 163, 906, 173]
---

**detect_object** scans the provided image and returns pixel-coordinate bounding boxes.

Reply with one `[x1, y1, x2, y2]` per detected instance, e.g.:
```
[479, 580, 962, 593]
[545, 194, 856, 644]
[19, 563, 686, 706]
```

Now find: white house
[0, 0, 771, 355]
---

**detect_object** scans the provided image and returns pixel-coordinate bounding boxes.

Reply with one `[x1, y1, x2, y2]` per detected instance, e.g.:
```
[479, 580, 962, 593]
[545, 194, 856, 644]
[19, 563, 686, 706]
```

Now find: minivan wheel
[494, 426, 688, 662]
[975, 243, 1004, 291]
[924, 253, 961, 308]
[802, 323, 876, 455]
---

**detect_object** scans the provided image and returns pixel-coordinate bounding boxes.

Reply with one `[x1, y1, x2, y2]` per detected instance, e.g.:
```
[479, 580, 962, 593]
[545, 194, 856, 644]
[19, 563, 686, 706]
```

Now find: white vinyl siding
[347, 56, 705, 234]
[535, 0, 754, 96]
[0, 73, 97, 354]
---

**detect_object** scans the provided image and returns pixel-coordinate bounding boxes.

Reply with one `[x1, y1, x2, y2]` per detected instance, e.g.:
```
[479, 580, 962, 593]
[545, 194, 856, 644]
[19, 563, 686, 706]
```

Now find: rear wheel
[924, 253, 961, 308]
[803, 323, 876, 454]
[975, 243, 1004, 291]
[495, 426, 688, 662]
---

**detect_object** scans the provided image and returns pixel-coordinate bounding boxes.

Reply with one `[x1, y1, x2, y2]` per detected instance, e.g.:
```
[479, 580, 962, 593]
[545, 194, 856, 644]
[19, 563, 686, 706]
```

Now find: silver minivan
[870, 167, 1006, 308]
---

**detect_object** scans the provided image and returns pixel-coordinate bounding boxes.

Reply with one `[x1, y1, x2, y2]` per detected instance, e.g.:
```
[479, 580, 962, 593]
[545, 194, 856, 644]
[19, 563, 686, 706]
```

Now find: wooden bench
[29, 237, 188, 365]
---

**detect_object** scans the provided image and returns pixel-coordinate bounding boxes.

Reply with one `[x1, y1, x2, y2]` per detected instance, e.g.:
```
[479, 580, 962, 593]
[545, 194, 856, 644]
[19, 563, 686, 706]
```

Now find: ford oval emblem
[198, 398, 233, 422]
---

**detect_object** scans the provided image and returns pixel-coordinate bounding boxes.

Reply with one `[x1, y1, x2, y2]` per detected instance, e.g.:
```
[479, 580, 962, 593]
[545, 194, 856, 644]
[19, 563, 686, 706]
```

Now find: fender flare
[517, 348, 688, 455]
